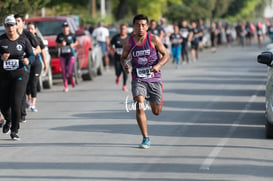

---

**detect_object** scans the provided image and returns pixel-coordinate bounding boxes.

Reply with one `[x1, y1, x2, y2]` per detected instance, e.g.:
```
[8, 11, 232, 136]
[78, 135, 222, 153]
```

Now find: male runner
[121, 14, 169, 149]
[14, 14, 41, 122]
[111, 24, 129, 91]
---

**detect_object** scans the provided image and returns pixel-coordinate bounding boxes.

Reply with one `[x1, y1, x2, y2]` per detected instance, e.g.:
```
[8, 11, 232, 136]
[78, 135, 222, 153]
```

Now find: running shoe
[122, 85, 127, 91]
[116, 76, 121, 84]
[64, 87, 69, 92]
[139, 137, 150, 149]
[31, 106, 38, 112]
[26, 100, 31, 109]
[10, 132, 20, 141]
[71, 77, 75, 88]
[2, 123, 10, 134]
[20, 116, 26, 123]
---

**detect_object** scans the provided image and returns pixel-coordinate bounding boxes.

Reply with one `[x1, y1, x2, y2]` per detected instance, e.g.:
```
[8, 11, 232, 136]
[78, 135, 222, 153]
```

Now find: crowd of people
[0, 13, 171, 149]
[93, 17, 273, 148]
[0, 14, 78, 140]
[141, 17, 273, 68]
[2, 12, 273, 148]
[89, 17, 273, 93]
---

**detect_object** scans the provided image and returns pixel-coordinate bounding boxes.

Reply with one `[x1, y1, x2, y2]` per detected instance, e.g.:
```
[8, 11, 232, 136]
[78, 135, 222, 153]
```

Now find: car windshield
[34, 20, 65, 36]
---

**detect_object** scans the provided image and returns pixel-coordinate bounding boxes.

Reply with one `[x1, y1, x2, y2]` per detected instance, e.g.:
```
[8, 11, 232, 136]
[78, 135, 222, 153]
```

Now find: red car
[25, 16, 97, 82]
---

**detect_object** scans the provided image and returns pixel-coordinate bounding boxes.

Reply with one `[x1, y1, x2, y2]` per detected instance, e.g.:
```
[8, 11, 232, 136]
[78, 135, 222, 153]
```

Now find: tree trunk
[115, 0, 128, 21]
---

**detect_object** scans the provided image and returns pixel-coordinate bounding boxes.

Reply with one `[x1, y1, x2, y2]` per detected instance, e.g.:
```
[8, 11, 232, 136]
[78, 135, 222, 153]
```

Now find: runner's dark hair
[133, 14, 149, 24]
[27, 22, 36, 28]
[14, 14, 25, 21]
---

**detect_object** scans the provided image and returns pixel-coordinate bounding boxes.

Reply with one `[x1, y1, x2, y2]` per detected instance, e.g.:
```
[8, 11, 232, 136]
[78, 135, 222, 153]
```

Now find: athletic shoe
[122, 85, 127, 91]
[64, 87, 69, 92]
[2, 123, 10, 134]
[10, 132, 20, 141]
[116, 76, 121, 85]
[31, 106, 38, 112]
[71, 77, 75, 88]
[26, 100, 31, 109]
[20, 116, 26, 123]
[139, 137, 150, 149]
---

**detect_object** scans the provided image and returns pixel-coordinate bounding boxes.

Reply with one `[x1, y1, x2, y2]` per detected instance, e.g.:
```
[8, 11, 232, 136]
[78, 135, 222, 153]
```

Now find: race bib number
[3, 59, 19, 70]
[61, 46, 71, 54]
[116, 48, 123, 55]
[136, 66, 154, 79]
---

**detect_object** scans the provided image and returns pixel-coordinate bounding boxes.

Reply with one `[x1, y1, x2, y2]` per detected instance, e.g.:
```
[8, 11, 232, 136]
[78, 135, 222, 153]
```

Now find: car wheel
[82, 52, 95, 81]
[73, 58, 81, 84]
[43, 66, 53, 89]
[97, 59, 103, 76]
[266, 120, 273, 139]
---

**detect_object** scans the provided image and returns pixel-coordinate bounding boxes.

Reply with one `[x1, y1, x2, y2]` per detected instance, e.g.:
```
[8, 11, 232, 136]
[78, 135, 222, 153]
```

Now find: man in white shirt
[92, 22, 110, 69]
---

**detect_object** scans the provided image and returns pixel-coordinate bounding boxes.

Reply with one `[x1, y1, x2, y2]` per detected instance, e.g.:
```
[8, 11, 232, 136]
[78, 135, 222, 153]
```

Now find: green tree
[223, 0, 268, 22]
[0, 0, 50, 22]
[137, 0, 167, 20]
[164, 0, 217, 23]
[112, 0, 168, 22]
[211, 0, 233, 19]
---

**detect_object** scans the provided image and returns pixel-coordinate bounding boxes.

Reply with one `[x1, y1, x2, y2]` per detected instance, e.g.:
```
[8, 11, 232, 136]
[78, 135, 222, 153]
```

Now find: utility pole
[101, 0, 106, 18]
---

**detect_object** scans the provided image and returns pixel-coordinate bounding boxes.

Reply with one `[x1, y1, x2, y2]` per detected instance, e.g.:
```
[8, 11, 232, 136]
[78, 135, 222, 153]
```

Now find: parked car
[0, 25, 52, 91]
[257, 47, 273, 138]
[25, 16, 100, 83]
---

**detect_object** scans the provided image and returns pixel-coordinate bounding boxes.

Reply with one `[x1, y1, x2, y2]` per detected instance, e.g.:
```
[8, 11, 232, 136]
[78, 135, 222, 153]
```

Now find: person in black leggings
[0, 15, 35, 140]
[14, 14, 41, 122]
[26, 22, 47, 112]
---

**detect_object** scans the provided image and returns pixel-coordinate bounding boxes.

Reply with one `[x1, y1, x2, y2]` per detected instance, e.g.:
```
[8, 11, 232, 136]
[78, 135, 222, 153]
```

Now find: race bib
[136, 66, 154, 79]
[173, 39, 180, 44]
[182, 32, 189, 38]
[3, 59, 19, 70]
[61, 46, 71, 54]
[116, 48, 123, 55]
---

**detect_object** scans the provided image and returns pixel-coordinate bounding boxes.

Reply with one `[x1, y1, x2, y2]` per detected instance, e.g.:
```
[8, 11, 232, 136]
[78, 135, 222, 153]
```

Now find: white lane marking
[200, 85, 263, 170]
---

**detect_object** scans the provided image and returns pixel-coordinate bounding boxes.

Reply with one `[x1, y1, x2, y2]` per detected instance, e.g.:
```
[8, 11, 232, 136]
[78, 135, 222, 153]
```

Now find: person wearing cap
[0, 15, 35, 140]
[14, 13, 41, 123]
[56, 22, 78, 92]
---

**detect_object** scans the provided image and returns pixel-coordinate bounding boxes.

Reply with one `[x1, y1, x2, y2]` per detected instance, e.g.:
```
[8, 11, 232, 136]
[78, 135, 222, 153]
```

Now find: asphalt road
[0, 43, 271, 181]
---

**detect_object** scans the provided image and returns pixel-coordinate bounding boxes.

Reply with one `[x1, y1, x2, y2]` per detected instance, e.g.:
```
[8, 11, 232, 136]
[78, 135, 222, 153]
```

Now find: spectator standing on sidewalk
[92, 22, 110, 70]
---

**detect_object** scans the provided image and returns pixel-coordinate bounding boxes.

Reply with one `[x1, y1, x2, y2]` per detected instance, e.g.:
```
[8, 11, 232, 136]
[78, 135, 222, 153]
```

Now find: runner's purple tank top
[128, 33, 161, 82]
